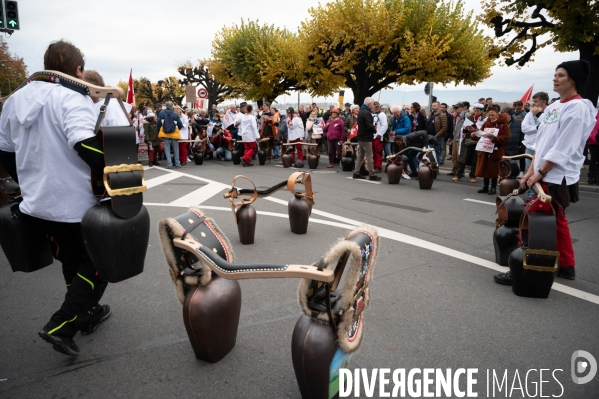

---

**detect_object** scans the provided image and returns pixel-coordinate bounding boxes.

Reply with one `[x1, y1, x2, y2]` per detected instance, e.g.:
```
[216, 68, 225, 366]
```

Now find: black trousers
[589, 145, 599, 178]
[32, 217, 108, 338]
[456, 145, 478, 178]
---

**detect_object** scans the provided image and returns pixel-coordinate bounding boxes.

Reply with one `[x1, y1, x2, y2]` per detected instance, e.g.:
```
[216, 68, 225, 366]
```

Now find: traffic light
[4, 1, 19, 30]
[0, 1, 5, 30]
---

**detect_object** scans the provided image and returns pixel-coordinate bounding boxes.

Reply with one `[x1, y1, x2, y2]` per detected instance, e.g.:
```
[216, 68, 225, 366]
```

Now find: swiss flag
[520, 84, 534, 103]
[126, 69, 135, 104]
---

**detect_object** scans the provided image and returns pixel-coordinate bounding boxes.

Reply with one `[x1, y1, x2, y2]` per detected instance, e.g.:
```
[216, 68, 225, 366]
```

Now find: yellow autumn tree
[300, 0, 493, 104]
[211, 20, 324, 102]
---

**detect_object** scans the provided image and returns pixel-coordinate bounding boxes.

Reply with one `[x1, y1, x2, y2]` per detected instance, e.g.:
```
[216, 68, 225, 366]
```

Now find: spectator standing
[409, 102, 427, 133]
[521, 92, 549, 174]
[344, 105, 359, 142]
[440, 103, 454, 163]
[448, 103, 466, 176]
[523, 102, 530, 113]
[427, 101, 448, 164]
[353, 97, 381, 181]
[341, 102, 352, 119]
[453, 103, 484, 183]
[372, 101, 387, 173]
[588, 115, 599, 184]
[157, 101, 184, 169]
[471, 104, 510, 194]
[502, 108, 522, 156]
[143, 113, 160, 166]
[323, 108, 345, 168]
[224, 104, 239, 140]
[176, 106, 189, 166]
[512, 101, 527, 121]
[240, 104, 259, 167]
[286, 107, 305, 163]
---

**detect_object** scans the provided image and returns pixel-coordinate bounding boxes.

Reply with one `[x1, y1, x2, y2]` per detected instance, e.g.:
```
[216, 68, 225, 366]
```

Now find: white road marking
[144, 176, 599, 306]
[463, 198, 496, 206]
[169, 182, 229, 207]
[145, 173, 182, 189]
[345, 176, 381, 184]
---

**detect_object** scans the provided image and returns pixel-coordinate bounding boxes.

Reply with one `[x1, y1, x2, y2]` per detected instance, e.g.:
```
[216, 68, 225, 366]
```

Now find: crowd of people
[127, 93, 599, 191]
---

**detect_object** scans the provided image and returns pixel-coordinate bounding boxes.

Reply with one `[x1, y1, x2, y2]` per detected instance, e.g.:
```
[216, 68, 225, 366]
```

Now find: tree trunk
[579, 41, 599, 107]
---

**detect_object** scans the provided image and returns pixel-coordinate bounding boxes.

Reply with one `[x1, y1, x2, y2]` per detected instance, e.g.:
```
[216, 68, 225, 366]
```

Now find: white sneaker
[517, 172, 524, 178]
[402, 172, 411, 180]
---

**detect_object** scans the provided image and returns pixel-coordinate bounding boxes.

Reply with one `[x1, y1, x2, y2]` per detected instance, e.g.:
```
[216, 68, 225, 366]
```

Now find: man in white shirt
[0, 40, 112, 356]
[494, 60, 597, 285]
[175, 106, 189, 165]
[286, 107, 305, 165]
[240, 104, 260, 166]
[372, 101, 388, 173]
[520, 92, 549, 173]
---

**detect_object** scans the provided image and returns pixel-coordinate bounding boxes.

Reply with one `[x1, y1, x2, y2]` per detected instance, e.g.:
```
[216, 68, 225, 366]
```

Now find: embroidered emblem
[544, 108, 560, 124]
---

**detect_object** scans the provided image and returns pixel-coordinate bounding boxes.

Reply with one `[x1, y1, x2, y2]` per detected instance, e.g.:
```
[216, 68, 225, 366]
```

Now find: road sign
[424, 82, 433, 95]
[197, 87, 208, 99]
[4, 1, 18, 30]
[185, 85, 196, 102]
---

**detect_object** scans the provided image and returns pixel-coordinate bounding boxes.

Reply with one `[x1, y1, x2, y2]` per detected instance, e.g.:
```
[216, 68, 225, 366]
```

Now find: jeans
[524, 147, 535, 196]
[436, 137, 445, 164]
[273, 145, 280, 158]
[406, 150, 419, 174]
[163, 138, 180, 167]
[383, 141, 394, 157]
[215, 147, 232, 161]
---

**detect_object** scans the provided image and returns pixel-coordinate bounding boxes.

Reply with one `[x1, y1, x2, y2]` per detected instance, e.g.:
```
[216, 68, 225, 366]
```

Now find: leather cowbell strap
[287, 172, 314, 211]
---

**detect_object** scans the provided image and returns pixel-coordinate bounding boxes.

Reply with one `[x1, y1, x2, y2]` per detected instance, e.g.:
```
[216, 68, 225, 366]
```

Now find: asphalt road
[1, 156, 598, 399]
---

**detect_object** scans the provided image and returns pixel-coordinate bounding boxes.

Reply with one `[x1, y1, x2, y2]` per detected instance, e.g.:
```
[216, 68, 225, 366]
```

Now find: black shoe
[39, 330, 80, 356]
[557, 267, 576, 280]
[352, 173, 365, 179]
[488, 187, 497, 195]
[494, 271, 513, 286]
[478, 187, 489, 193]
[148, 163, 153, 167]
[80, 305, 111, 336]
[446, 172, 456, 176]
[152, 161, 160, 166]
[369, 175, 382, 181]
[409, 172, 418, 178]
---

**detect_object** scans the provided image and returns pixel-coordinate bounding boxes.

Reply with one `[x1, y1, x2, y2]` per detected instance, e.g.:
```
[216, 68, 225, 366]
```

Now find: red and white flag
[126, 69, 135, 104]
[520, 84, 534, 103]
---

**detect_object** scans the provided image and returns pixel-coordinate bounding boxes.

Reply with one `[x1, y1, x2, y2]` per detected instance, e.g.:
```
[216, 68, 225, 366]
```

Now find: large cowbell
[81, 125, 150, 283]
[0, 197, 54, 273]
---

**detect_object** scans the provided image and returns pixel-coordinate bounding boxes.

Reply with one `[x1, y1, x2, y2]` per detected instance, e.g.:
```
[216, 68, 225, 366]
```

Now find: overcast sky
[7, 0, 577, 103]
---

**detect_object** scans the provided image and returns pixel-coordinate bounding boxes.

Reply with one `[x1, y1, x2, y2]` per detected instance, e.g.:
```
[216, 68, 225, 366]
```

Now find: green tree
[0, 37, 28, 97]
[481, 0, 599, 105]
[211, 20, 313, 102]
[300, 0, 493, 104]
[178, 59, 242, 108]
[117, 77, 184, 109]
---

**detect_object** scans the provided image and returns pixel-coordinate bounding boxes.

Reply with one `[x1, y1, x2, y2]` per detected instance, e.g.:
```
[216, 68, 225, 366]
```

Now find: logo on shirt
[544, 108, 560, 124]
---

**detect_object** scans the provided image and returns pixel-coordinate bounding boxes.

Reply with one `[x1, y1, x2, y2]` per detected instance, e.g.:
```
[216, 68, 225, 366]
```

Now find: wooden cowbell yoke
[225, 172, 315, 241]
[0, 71, 150, 282]
[158, 207, 379, 398]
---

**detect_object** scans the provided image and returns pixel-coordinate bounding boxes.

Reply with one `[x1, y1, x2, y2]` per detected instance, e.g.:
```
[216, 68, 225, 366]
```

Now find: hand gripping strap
[298, 226, 379, 354]
[158, 207, 235, 304]
[287, 172, 315, 211]
[228, 175, 258, 224]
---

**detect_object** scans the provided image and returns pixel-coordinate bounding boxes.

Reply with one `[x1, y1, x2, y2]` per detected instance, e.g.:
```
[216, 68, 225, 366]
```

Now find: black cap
[345, 102, 351, 106]
[556, 60, 590, 92]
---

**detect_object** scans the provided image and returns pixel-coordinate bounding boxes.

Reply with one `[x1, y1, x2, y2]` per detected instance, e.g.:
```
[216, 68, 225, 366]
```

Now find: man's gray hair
[390, 105, 402, 113]
[364, 97, 374, 105]
[165, 101, 174, 110]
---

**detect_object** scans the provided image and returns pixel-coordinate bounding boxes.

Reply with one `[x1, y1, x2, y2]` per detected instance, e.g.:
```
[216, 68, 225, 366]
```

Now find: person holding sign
[471, 104, 510, 195]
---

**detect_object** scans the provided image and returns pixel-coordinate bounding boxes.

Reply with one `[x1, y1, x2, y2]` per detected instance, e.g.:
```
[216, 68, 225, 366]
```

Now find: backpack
[162, 111, 176, 133]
